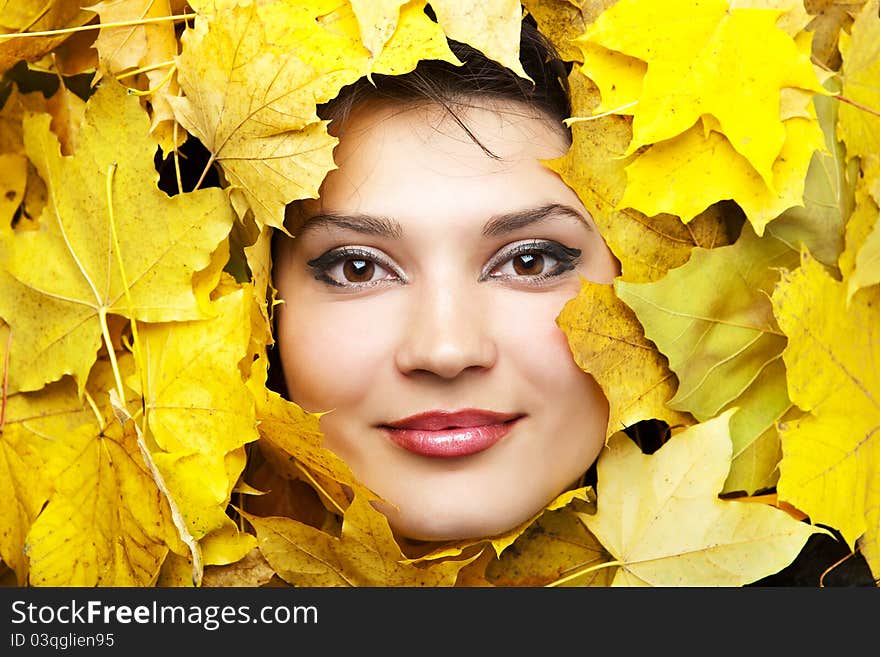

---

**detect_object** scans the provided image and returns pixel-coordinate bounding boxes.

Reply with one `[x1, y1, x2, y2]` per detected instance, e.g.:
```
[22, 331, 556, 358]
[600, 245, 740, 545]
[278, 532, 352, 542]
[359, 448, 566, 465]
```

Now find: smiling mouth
[380, 409, 525, 458]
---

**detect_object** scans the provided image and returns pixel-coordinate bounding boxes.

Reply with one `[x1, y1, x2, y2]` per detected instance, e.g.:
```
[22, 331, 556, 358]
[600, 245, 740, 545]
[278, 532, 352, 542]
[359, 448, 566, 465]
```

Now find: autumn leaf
[128, 286, 260, 547]
[557, 278, 693, 438]
[771, 251, 880, 578]
[578, 0, 825, 183]
[429, 0, 530, 81]
[0, 0, 95, 75]
[547, 72, 737, 284]
[616, 226, 795, 422]
[804, 0, 860, 69]
[201, 546, 276, 587]
[486, 504, 613, 587]
[614, 226, 808, 494]
[87, 0, 183, 153]
[244, 493, 476, 586]
[0, 374, 93, 584]
[349, 0, 408, 57]
[168, 1, 339, 229]
[0, 78, 235, 394]
[836, 0, 880, 162]
[721, 357, 792, 495]
[579, 411, 823, 586]
[246, 360, 373, 515]
[843, 157, 880, 301]
[618, 113, 826, 233]
[767, 92, 856, 268]
[170, 0, 457, 230]
[15, 358, 187, 586]
[521, 0, 618, 64]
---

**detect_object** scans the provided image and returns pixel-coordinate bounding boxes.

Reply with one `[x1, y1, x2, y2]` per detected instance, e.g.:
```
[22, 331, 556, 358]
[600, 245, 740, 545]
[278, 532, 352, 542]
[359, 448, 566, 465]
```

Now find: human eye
[306, 246, 405, 288]
[481, 239, 582, 285]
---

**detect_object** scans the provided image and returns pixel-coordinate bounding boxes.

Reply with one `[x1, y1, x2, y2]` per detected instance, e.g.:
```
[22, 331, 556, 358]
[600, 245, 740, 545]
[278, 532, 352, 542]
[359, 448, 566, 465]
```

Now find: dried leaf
[0, 78, 235, 394]
[837, 0, 880, 162]
[557, 278, 693, 438]
[771, 251, 880, 577]
[580, 411, 823, 586]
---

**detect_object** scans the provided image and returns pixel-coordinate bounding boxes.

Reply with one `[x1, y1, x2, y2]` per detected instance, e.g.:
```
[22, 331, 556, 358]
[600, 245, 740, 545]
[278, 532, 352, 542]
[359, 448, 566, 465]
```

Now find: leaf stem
[105, 163, 144, 414]
[193, 153, 216, 192]
[564, 101, 638, 125]
[294, 461, 347, 516]
[0, 13, 197, 40]
[834, 94, 880, 118]
[173, 122, 183, 195]
[83, 389, 106, 428]
[0, 328, 11, 431]
[98, 307, 126, 406]
[125, 64, 177, 96]
[114, 60, 175, 82]
[545, 559, 623, 587]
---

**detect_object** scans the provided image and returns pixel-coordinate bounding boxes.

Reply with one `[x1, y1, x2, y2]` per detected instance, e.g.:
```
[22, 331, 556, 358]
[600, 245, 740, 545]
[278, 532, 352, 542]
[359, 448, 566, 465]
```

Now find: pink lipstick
[381, 409, 523, 458]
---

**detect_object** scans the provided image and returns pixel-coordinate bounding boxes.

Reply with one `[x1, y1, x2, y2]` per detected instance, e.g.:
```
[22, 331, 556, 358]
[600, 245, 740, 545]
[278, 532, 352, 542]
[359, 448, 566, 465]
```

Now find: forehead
[290, 100, 577, 231]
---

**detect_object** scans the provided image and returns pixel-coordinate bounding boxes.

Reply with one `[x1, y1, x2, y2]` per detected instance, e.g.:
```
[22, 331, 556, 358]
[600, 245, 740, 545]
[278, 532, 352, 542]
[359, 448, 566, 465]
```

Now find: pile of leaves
[0, 0, 878, 587]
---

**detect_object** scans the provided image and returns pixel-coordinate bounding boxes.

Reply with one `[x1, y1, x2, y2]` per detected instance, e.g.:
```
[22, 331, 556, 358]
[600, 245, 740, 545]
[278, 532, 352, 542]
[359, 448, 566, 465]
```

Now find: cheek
[498, 290, 593, 394]
[275, 296, 394, 411]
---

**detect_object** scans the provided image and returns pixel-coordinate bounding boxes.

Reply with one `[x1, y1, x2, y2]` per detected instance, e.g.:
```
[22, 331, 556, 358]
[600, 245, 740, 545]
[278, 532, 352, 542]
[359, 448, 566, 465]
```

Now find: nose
[394, 278, 498, 379]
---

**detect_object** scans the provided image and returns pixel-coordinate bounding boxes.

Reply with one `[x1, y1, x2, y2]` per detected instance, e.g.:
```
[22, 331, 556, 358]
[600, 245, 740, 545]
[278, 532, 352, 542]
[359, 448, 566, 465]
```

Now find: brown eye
[512, 253, 545, 276]
[343, 258, 375, 282]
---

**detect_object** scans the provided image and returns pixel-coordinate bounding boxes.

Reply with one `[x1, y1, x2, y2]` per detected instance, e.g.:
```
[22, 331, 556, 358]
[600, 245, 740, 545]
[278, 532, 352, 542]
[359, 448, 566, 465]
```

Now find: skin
[273, 98, 620, 541]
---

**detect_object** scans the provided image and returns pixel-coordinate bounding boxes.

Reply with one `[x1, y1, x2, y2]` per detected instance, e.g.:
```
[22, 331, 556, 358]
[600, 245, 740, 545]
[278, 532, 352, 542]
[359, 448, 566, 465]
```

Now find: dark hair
[317, 15, 572, 156]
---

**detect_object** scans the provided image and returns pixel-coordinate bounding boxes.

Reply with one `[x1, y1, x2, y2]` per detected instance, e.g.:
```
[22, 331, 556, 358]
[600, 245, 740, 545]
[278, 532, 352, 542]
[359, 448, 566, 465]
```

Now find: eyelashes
[307, 247, 405, 288]
[480, 240, 582, 283]
[307, 239, 582, 289]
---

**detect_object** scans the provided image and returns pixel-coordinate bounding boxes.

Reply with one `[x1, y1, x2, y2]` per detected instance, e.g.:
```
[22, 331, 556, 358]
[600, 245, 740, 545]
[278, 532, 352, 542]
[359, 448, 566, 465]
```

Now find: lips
[380, 409, 524, 458]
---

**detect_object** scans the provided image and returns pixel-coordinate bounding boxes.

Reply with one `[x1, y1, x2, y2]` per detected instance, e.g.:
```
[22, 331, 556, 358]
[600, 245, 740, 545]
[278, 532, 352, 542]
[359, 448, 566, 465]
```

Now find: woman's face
[273, 99, 619, 541]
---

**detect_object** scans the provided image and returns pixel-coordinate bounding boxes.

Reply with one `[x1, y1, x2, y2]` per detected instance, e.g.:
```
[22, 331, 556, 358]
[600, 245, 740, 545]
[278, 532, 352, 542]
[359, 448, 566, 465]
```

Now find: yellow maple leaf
[349, 0, 408, 57]
[487, 504, 613, 587]
[547, 71, 737, 284]
[128, 286, 260, 547]
[837, 0, 880, 162]
[578, 0, 826, 184]
[771, 251, 880, 578]
[0, 0, 95, 75]
[0, 374, 94, 584]
[246, 361, 372, 515]
[619, 114, 826, 233]
[0, 78, 235, 394]
[430, 0, 530, 81]
[520, 0, 607, 64]
[579, 410, 823, 586]
[844, 156, 880, 301]
[87, 0, 183, 153]
[170, 0, 457, 230]
[243, 493, 476, 586]
[721, 357, 791, 495]
[18, 358, 186, 586]
[168, 2, 339, 230]
[767, 92, 857, 268]
[616, 225, 795, 420]
[557, 278, 693, 438]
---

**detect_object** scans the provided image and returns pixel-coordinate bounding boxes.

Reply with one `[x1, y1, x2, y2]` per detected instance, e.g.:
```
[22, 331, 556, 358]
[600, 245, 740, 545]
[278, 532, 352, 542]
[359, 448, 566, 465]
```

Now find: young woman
[268, 19, 620, 542]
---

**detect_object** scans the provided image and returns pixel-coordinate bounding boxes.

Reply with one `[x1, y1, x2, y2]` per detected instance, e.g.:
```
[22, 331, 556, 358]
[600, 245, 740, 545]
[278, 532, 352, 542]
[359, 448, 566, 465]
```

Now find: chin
[380, 500, 538, 543]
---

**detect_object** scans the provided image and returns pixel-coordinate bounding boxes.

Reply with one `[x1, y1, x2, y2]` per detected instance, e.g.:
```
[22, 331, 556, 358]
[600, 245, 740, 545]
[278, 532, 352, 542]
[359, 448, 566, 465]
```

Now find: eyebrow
[294, 203, 591, 239]
[482, 203, 592, 237]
